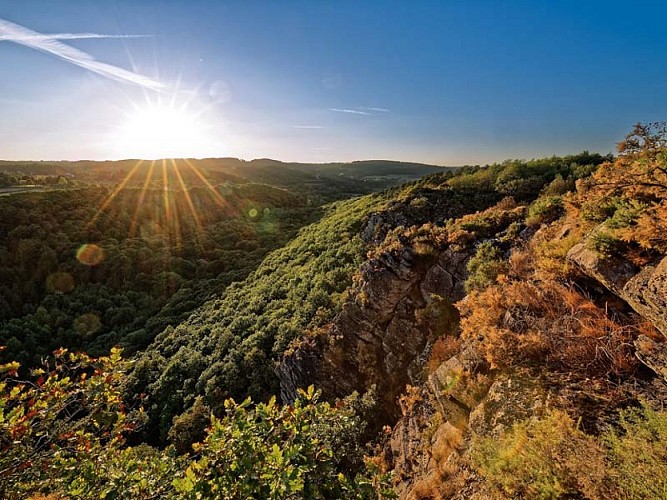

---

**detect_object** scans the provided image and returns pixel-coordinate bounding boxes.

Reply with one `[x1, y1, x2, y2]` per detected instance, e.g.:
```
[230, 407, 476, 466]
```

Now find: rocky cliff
[278, 146, 667, 498]
[278, 187, 506, 421]
[277, 219, 471, 422]
[568, 236, 667, 384]
[386, 221, 667, 498]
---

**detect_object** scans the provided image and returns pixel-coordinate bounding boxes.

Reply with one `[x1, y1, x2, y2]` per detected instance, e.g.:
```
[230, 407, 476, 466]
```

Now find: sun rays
[74, 73, 256, 267]
[109, 86, 223, 160]
[81, 155, 247, 264]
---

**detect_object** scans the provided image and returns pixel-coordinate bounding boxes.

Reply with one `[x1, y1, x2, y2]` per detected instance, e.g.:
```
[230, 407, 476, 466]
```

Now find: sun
[113, 101, 218, 159]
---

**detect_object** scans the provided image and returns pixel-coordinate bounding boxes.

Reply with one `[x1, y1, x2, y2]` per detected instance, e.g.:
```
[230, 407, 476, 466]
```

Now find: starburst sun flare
[112, 99, 220, 160]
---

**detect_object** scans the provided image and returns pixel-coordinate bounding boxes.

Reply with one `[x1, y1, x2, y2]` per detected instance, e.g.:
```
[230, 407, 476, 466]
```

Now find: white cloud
[329, 108, 371, 115]
[0, 32, 148, 41]
[359, 106, 391, 113]
[0, 17, 163, 90]
[293, 125, 324, 129]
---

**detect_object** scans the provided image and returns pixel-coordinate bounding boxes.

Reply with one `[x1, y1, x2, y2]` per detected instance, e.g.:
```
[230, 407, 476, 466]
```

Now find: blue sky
[1, 1, 667, 164]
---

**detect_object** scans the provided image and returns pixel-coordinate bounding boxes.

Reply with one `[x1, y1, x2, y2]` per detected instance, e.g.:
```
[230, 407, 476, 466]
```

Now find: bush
[588, 230, 625, 257]
[525, 196, 564, 226]
[472, 410, 607, 499]
[580, 195, 622, 222]
[542, 174, 575, 196]
[465, 242, 507, 293]
[174, 387, 392, 499]
[605, 403, 667, 498]
[473, 404, 667, 499]
[168, 397, 211, 454]
[0, 351, 392, 499]
[0, 348, 178, 499]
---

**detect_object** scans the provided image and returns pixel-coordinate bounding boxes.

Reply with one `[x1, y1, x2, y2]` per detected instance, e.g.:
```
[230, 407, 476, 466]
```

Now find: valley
[4, 139, 666, 498]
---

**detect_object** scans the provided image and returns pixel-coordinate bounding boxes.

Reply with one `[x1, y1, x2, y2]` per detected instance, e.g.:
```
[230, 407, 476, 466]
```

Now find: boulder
[635, 334, 667, 383]
[568, 242, 667, 338]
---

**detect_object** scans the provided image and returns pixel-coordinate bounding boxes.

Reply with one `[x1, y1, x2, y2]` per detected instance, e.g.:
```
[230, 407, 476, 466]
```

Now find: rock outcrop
[568, 243, 667, 339]
[635, 334, 667, 383]
[568, 238, 667, 382]
[278, 242, 471, 421]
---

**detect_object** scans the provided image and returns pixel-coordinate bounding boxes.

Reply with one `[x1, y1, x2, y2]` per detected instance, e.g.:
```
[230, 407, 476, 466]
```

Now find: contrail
[0, 17, 163, 90]
[359, 106, 391, 113]
[0, 33, 149, 41]
[330, 108, 371, 115]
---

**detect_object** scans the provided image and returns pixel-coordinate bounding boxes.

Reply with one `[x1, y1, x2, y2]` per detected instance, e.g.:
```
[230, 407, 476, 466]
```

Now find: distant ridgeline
[0, 157, 449, 202]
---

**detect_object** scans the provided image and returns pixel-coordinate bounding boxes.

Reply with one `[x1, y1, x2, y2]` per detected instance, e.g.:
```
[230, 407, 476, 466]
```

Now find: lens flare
[74, 313, 102, 337]
[76, 244, 104, 266]
[46, 272, 75, 294]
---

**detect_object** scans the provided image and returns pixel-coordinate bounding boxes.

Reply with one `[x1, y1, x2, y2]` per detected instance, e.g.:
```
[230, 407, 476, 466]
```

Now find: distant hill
[0, 158, 451, 182]
[0, 158, 453, 201]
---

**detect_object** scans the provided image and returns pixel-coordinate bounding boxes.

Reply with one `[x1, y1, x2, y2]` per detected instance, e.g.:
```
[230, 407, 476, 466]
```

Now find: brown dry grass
[427, 336, 462, 374]
[459, 280, 640, 378]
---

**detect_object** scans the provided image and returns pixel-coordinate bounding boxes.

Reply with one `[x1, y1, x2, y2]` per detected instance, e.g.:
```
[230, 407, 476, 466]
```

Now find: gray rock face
[467, 373, 549, 439]
[568, 243, 667, 338]
[567, 242, 638, 295]
[386, 350, 492, 499]
[388, 395, 437, 498]
[277, 242, 472, 420]
[635, 334, 667, 383]
[360, 207, 412, 244]
[623, 258, 667, 338]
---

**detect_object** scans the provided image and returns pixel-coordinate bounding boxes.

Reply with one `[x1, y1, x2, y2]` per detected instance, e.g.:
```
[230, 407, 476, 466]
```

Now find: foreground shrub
[0, 348, 179, 499]
[525, 196, 564, 226]
[605, 403, 667, 498]
[472, 411, 607, 499]
[473, 404, 667, 499]
[464, 242, 507, 293]
[0, 350, 391, 499]
[174, 387, 393, 499]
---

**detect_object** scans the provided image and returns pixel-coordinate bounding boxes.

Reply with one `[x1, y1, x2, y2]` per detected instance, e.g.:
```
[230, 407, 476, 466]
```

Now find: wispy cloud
[329, 106, 390, 116]
[330, 108, 371, 115]
[293, 125, 324, 129]
[359, 106, 391, 113]
[0, 17, 163, 90]
[0, 32, 148, 41]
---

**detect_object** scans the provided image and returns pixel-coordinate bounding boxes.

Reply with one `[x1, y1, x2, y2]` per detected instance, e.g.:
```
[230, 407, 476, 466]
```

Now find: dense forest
[0, 159, 443, 369]
[0, 184, 317, 366]
[2, 133, 667, 498]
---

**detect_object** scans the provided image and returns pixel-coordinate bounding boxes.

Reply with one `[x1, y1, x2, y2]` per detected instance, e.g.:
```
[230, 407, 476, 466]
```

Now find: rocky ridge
[278, 188, 504, 421]
[280, 184, 667, 498]
[277, 214, 472, 422]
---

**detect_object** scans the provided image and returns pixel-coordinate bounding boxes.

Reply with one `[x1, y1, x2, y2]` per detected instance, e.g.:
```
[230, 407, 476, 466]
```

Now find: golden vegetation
[459, 279, 639, 377]
[407, 124, 667, 499]
[575, 122, 667, 255]
[472, 404, 667, 499]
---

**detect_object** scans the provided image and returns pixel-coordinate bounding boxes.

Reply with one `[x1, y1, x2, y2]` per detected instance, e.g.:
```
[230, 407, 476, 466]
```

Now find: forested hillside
[0, 158, 441, 368]
[0, 184, 317, 368]
[2, 127, 667, 498]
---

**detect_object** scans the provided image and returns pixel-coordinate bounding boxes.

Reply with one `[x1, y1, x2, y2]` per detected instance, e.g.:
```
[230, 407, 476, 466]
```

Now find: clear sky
[1, 0, 667, 164]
